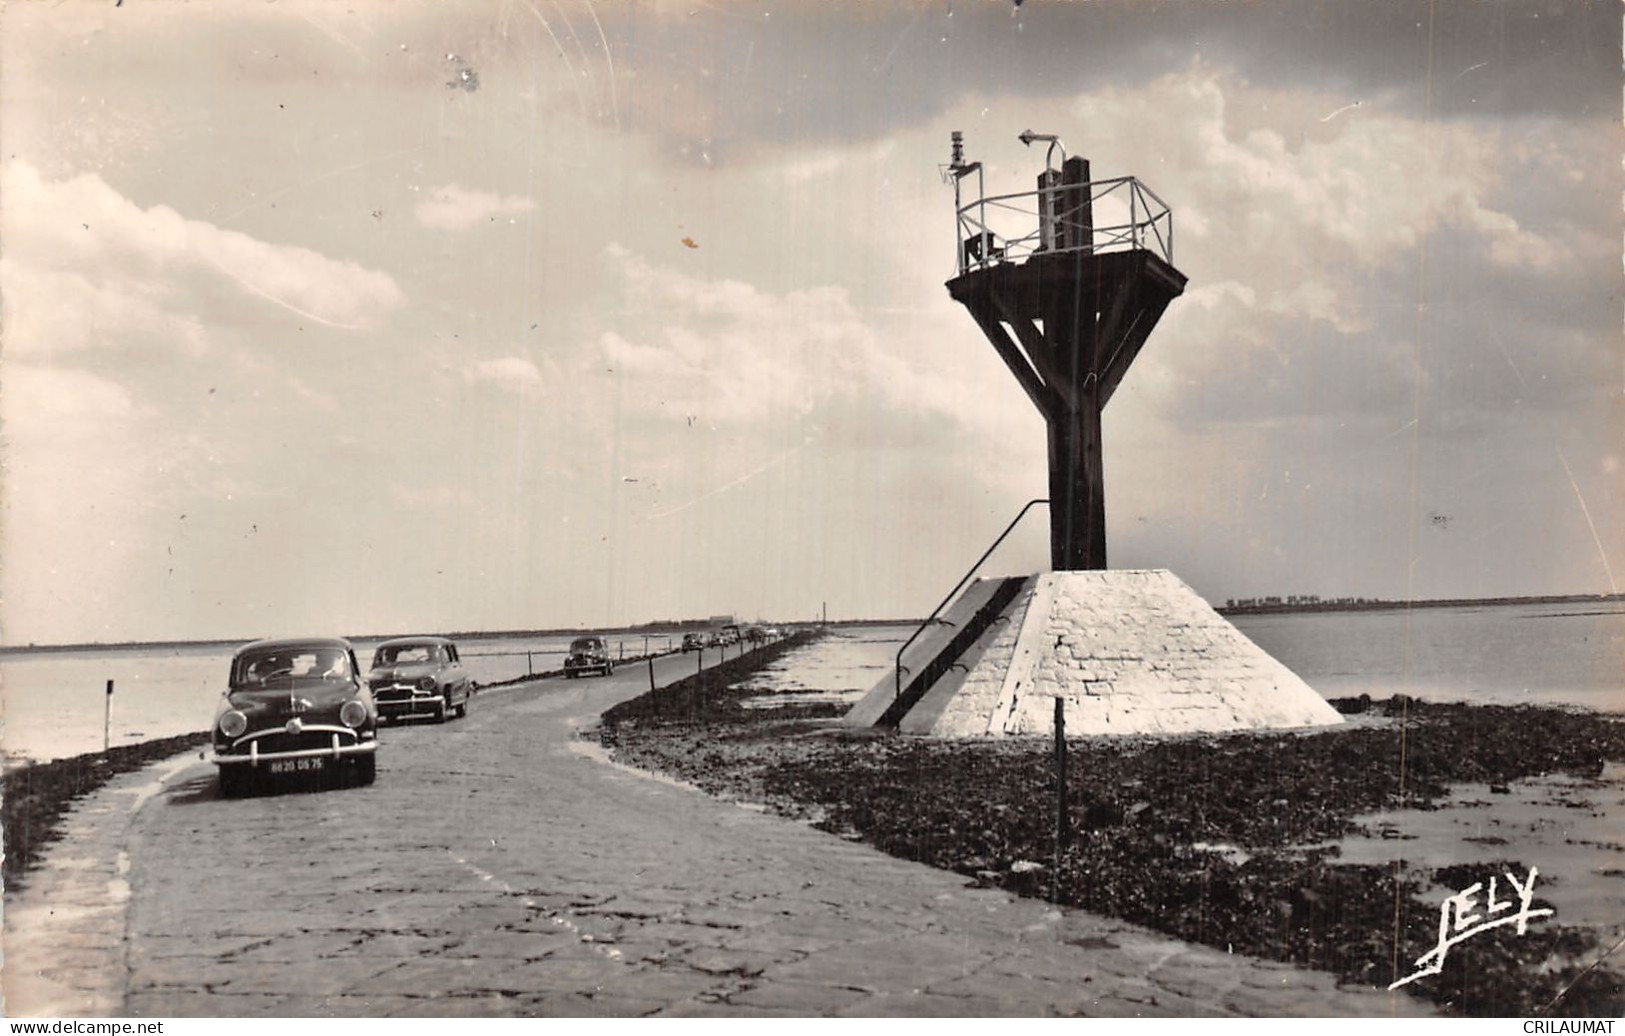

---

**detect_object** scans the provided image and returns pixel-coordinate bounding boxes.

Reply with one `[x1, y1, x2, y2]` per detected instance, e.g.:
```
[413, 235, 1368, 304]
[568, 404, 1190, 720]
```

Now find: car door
[446, 644, 469, 701]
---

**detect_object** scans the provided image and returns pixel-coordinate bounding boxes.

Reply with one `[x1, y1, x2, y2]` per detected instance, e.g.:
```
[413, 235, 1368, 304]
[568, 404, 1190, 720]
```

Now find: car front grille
[226, 726, 361, 756]
[374, 687, 424, 703]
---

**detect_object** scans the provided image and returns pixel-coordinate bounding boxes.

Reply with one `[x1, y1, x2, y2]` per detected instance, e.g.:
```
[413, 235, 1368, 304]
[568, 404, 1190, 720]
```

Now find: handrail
[894, 499, 1049, 701]
[954, 174, 1174, 274]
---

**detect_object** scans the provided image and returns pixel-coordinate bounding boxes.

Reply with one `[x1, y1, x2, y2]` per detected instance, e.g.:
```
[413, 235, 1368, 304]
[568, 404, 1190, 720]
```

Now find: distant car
[564, 636, 613, 678]
[681, 633, 704, 652]
[212, 637, 378, 797]
[368, 636, 472, 724]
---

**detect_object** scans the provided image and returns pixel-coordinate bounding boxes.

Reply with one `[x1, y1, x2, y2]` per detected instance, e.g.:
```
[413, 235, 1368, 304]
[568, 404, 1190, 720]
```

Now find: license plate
[267, 758, 325, 774]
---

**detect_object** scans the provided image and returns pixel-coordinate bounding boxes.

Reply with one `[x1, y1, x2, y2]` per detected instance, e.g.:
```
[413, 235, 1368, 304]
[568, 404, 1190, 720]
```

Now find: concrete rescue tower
[946, 131, 1186, 570]
[845, 133, 1343, 738]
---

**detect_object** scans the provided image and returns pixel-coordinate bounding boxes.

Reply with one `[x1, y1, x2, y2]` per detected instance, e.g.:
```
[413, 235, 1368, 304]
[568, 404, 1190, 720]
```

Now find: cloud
[0, 261, 208, 360]
[414, 184, 537, 230]
[2, 161, 405, 335]
[595, 249, 878, 425]
[1, 363, 139, 439]
[464, 356, 545, 393]
[593, 244, 998, 437]
[1067, 68, 1570, 327]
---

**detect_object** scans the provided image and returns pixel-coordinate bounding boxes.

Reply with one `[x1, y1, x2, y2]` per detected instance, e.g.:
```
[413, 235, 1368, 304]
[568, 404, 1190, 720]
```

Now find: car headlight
[218, 710, 248, 739]
[418, 676, 437, 691]
[339, 700, 368, 729]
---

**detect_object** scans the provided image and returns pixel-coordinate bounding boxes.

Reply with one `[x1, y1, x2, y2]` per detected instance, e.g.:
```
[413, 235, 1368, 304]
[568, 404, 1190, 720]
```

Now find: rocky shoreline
[598, 671, 1625, 1017]
[3, 731, 211, 889]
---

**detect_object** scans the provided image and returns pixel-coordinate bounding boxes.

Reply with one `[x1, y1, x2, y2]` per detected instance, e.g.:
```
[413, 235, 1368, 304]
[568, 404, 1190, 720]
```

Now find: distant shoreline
[4, 592, 1619, 655]
[1217, 591, 1625, 617]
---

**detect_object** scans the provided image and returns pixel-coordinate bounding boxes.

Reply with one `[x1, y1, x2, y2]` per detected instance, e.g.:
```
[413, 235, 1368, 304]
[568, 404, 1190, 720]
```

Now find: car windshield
[374, 644, 441, 666]
[235, 647, 350, 686]
[570, 638, 602, 652]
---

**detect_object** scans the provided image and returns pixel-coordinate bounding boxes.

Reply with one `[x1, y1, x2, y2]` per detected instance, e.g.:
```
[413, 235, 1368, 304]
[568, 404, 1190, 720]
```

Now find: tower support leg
[1046, 390, 1106, 571]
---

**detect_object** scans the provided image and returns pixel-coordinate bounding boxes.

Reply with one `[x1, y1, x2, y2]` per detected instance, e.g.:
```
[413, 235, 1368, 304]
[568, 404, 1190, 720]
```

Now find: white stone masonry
[954, 570, 1344, 737]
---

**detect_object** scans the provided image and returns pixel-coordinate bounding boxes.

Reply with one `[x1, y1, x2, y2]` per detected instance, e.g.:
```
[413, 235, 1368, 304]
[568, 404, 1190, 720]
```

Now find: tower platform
[847, 570, 1344, 737]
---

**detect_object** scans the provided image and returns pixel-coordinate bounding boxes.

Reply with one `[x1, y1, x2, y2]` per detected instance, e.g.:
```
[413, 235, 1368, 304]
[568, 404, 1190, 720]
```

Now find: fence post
[1053, 696, 1067, 903]
[105, 679, 114, 752]
[527, 651, 533, 677]
[647, 656, 655, 693]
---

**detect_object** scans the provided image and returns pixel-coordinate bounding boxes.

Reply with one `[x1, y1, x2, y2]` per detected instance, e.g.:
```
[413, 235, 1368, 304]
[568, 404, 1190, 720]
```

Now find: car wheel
[435, 696, 449, 723]
[218, 766, 250, 799]
[455, 695, 469, 718]
[601, 664, 612, 677]
[352, 754, 376, 787]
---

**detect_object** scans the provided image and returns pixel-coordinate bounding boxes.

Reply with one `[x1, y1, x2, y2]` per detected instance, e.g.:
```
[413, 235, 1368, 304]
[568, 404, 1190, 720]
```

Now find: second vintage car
[212, 637, 379, 797]
[563, 635, 614, 678]
[367, 636, 473, 723]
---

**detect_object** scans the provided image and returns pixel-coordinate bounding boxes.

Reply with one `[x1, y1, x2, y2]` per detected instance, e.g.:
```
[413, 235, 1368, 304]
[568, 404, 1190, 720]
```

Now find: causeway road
[4, 649, 1434, 1017]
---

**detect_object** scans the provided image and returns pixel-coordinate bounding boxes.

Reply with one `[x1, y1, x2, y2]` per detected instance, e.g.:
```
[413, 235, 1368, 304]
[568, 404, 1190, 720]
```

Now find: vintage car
[563, 635, 613, 678]
[367, 636, 472, 724]
[212, 637, 378, 797]
[681, 633, 704, 653]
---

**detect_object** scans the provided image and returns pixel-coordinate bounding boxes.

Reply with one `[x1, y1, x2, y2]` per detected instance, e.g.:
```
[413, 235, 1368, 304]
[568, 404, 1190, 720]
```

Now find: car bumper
[376, 697, 444, 718]
[214, 737, 376, 767]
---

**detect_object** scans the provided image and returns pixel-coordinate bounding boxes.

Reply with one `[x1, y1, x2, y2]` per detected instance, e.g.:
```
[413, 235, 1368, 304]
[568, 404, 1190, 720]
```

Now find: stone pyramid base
[848, 569, 1344, 738]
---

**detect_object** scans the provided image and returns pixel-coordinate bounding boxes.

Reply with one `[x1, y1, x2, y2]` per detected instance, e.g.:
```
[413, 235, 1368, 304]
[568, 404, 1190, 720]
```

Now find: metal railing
[956, 175, 1174, 275]
[894, 499, 1049, 701]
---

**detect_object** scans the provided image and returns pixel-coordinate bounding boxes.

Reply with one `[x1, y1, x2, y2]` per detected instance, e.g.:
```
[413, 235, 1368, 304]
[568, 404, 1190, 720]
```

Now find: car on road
[564, 635, 613, 678]
[367, 636, 472, 724]
[212, 637, 378, 797]
[681, 633, 704, 653]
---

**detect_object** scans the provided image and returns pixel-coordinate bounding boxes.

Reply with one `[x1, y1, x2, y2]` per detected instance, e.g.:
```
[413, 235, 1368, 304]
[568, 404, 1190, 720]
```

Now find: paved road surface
[4, 650, 1434, 1017]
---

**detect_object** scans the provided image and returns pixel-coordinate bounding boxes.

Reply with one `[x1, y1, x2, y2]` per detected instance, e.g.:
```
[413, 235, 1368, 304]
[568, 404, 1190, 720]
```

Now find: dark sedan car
[212, 637, 379, 797]
[564, 635, 613, 678]
[367, 636, 472, 724]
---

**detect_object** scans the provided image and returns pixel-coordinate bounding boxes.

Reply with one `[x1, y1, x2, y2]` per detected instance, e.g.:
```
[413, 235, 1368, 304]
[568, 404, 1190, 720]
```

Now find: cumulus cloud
[594, 246, 957, 428]
[2, 161, 405, 333]
[1, 364, 140, 439]
[414, 184, 537, 231]
[1067, 68, 1571, 331]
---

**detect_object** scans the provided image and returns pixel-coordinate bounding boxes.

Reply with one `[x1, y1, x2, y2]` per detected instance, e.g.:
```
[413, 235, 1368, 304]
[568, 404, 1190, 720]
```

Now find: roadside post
[648, 655, 655, 693]
[1053, 695, 1068, 903]
[105, 679, 114, 752]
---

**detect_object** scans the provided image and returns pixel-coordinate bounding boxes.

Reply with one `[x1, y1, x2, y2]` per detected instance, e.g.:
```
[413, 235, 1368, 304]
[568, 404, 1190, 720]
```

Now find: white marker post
[104, 679, 114, 752]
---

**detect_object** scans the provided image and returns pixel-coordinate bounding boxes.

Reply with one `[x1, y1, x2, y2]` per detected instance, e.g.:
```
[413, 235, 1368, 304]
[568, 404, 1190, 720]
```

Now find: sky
[1, 0, 1620, 645]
